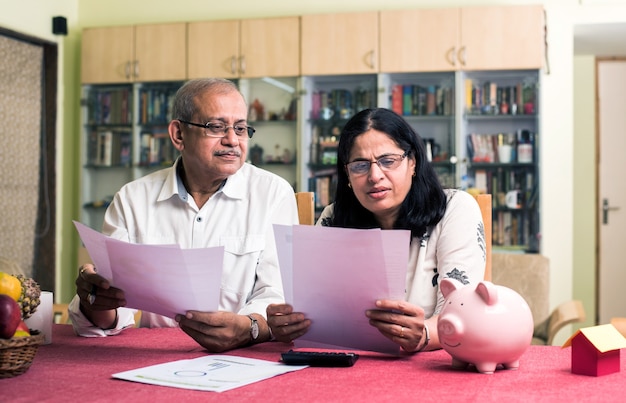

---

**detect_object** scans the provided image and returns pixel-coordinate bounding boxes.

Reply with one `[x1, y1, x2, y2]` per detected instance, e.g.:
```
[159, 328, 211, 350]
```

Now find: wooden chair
[53, 303, 70, 324]
[610, 317, 626, 338]
[295, 192, 315, 225]
[491, 253, 586, 345]
[473, 194, 492, 281]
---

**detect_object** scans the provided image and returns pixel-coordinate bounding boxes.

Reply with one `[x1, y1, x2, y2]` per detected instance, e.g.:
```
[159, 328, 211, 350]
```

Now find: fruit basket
[0, 330, 44, 378]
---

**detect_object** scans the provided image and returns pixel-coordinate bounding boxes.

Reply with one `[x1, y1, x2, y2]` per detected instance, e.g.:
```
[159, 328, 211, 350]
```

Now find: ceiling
[574, 22, 626, 56]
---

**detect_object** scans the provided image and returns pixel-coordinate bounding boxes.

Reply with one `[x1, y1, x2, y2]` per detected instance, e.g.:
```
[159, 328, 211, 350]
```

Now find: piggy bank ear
[475, 281, 498, 306]
[440, 278, 462, 298]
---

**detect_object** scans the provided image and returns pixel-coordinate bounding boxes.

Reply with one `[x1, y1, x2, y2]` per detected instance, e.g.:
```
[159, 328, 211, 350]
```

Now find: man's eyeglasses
[178, 119, 255, 139]
[345, 151, 409, 176]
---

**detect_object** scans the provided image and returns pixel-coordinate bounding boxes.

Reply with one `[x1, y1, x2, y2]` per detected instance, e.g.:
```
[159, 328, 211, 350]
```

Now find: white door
[597, 59, 626, 324]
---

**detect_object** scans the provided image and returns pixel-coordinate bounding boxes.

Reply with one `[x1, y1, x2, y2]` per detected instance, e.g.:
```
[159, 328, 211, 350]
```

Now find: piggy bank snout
[438, 315, 464, 344]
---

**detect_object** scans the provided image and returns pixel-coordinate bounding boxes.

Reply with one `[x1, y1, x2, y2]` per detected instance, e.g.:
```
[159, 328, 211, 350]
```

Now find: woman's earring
[413, 171, 416, 177]
[348, 183, 352, 188]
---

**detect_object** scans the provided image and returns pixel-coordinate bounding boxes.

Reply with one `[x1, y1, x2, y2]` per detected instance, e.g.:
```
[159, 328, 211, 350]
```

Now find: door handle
[603, 198, 620, 224]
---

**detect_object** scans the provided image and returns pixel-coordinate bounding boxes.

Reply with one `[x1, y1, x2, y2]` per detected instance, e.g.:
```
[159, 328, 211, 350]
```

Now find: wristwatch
[248, 315, 259, 341]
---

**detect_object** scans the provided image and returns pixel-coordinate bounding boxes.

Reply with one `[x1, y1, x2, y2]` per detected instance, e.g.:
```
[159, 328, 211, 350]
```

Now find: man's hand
[176, 311, 267, 353]
[76, 263, 126, 329]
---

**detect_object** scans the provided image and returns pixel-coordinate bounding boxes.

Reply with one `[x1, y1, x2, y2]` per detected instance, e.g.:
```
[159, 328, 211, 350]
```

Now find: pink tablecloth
[2, 324, 625, 402]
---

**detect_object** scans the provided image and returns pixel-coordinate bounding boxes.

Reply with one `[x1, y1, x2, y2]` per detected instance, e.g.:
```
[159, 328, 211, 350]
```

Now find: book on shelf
[90, 130, 131, 166]
[391, 84, 403, 115]
[309, 173, 337, 210]
[139, 86, 179, 124]
[402, 85, 412, 116]
[426, 85, 436, 115]
[88, 87, 132, 125]
[140, 131, 176, 166]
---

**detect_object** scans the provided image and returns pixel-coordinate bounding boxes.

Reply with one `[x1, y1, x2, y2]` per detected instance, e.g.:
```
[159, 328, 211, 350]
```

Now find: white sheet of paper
[112, 355, 307, 392]
[273, 224, 294, 302]
[274, 225, 409, 355]
[74, 221, 223, 318]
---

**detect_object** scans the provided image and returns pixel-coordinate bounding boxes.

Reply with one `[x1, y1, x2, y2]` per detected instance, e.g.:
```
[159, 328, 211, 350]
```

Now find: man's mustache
[214, 150, 241, 157]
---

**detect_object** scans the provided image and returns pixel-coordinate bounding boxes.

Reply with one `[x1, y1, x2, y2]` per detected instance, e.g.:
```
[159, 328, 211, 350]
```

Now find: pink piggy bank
[437, 278, 533, 374]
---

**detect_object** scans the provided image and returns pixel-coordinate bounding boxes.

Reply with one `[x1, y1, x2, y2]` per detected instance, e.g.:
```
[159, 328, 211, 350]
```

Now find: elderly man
[69, 78, 298, 352]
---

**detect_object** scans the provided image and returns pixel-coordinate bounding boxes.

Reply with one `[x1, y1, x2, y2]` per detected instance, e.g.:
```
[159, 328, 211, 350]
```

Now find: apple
[0, 294, 21, 339]
[13, 320, 30, 337]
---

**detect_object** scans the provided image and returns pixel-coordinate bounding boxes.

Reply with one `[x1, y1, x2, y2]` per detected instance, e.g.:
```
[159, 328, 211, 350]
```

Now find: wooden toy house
[562, 324, 626, 376]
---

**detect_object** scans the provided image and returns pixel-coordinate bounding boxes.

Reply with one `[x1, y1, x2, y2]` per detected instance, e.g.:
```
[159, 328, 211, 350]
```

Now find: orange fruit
[0, 272, 22, 301]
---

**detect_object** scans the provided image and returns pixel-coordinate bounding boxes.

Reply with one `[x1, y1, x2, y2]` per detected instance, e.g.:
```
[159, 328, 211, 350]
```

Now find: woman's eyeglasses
[345, 151, 409, 176]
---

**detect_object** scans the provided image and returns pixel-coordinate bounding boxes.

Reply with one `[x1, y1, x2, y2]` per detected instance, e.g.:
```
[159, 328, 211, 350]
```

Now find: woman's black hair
[327, 108, 447, 238]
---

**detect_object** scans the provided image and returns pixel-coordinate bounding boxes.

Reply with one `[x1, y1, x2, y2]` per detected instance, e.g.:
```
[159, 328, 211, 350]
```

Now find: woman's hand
[266, 303, 310, 343]
[366, 299, 429, 353]
[75, 263, 126, 329]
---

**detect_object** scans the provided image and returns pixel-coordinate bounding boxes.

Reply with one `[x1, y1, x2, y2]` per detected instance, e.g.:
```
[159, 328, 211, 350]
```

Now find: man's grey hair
[172, 78, 244, 121]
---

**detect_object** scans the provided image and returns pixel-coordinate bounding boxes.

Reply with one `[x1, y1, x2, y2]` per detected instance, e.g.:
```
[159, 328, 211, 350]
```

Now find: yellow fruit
[0, 272, 22, 301]
[13, 320, 30, 337]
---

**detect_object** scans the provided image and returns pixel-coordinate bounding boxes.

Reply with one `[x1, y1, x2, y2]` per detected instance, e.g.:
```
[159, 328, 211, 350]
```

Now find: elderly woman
[267, 108, 486, 353]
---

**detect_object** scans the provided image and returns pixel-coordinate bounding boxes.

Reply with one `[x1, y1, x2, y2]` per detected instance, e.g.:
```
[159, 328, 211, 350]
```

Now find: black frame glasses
[178, 119, 255, 139]
[345, 150, 409, 176]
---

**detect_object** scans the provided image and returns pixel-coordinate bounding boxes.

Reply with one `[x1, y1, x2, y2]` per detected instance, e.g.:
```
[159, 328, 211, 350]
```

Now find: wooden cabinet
[81, 23, 186, 84]
[380, 5, 544, 73]
[301, 12, 378, 75]
[380, 8, 460, 73]
[460, 5, 544, 71]
[81, 26, 134, 84]
[187, 17, 300, 79]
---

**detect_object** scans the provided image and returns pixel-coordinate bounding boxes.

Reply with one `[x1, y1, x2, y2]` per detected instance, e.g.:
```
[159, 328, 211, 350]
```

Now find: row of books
[310, 88, 376, 120]
[138, 87, 179, 125]
[493, 211, 530, 248]
[87, 130, 132, 167]
[464, 79, 537, 115]
[139, 132, 178, 166]
[473, 169, 535, 208]
[308, 172, 337, 209]
[86, 88, 132, 125]
[391, 84, 454, 116]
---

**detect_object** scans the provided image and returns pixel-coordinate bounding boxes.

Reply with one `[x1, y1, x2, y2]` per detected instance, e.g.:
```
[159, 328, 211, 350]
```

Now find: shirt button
[196, 217, 202, 222]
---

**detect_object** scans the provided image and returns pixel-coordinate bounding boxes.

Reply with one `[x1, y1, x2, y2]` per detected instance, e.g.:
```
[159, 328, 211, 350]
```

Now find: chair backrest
[491, 253, 550, 325]
[473, 194, 492, 281]
[295, 192, 315, 225]
[53, 303, 70, 324]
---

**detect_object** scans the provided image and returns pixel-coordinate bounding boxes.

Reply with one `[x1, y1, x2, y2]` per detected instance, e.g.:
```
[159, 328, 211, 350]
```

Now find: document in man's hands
[274, 225, 410, 355]
[73, 221, 223, 319]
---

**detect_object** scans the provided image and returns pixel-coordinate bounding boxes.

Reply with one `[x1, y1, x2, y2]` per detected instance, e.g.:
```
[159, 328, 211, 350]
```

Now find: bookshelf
[378, 72, 457, 188]
[297, 70, 540, 252]
[299, 74, 378, 214]
[80, 82, 183, 230]
[460, 70, 540, 252]
[239, 77, 299, 190]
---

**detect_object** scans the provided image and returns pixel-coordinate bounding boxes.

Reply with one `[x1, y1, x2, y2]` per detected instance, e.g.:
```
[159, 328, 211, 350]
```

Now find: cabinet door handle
[230, 56, 237, 75]
[239, 55, 246, 75]
[363, 50, 375, 70]
[457, 46, 466, 67]
[446, 47, 456, 67]
[125, 61, 131, 79]
[133, 60, 139, 79]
